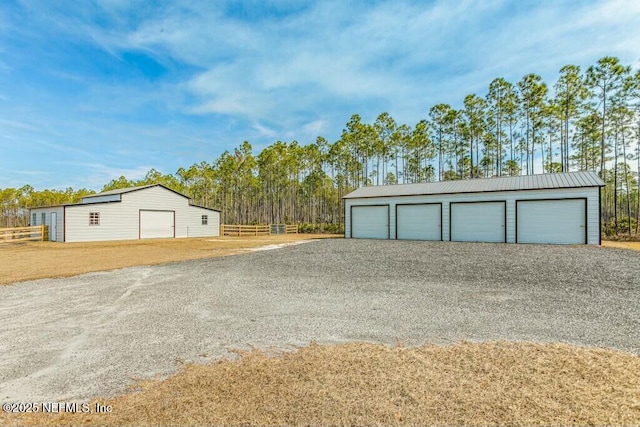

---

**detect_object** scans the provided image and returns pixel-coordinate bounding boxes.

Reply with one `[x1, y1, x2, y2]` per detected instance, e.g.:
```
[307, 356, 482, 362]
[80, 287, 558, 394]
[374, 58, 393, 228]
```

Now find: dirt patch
[0, 234, 340, 285]
[4, 341, 639, 427]
[602, 240, 640, 252]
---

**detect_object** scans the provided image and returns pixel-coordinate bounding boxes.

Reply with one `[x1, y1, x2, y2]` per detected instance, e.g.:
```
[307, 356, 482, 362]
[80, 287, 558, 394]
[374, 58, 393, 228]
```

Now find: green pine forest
[2, 57, 640, 236]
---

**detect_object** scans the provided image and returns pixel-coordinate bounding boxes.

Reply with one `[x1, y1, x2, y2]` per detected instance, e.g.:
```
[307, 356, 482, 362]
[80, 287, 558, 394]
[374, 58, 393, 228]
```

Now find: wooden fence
[220, 224, 298, 237]
[0, 225, 48, 243]
[285, 225, 298, 234]
[220, 224, 271, 237]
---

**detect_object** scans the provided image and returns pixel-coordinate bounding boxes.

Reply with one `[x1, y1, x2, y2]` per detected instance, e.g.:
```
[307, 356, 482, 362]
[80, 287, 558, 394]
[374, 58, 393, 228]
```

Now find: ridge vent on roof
[343, 171, 604, 199]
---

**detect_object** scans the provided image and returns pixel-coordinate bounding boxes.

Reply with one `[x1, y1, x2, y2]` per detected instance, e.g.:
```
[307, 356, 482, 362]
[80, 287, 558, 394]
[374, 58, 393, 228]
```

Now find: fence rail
[221, 224, 298, 237]
[0, 225, 48, 243]
[285, 225, 298, 234]
[221, 224, 271, 237]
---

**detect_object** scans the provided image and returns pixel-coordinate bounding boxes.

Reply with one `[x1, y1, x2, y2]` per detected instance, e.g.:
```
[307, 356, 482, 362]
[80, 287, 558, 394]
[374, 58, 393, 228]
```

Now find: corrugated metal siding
[343, 171, 604, 199]
[345, 186, 601, 245]
[66, 186, 220, 242]
[66, 202, 138, 242]
[81, 194, 121, 204]
[185, 206, 221, 237]
[29, 206, 64, 242]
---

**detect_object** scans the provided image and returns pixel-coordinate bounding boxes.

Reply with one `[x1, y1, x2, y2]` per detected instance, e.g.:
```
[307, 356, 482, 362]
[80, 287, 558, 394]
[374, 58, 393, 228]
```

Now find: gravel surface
[1, 239, 639, 402]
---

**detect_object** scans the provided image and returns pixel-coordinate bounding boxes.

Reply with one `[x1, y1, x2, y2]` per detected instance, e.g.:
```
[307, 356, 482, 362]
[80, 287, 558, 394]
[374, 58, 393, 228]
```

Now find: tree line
[2, 56, 639, 235]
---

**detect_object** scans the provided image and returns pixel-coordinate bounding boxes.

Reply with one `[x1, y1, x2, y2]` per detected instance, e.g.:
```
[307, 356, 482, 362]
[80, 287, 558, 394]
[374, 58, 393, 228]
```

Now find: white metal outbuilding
[343, 171, 604, 245]
[29, 184, 220, 242]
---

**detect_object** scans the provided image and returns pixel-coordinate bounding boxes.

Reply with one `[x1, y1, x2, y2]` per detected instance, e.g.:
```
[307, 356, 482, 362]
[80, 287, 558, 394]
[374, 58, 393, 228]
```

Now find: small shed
[29, 184, 220, 242]
[343, 171, 604, 245]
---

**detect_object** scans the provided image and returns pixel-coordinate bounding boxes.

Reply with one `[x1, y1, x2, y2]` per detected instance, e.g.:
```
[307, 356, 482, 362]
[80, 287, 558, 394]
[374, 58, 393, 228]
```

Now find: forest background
[2, 56, 640, 237]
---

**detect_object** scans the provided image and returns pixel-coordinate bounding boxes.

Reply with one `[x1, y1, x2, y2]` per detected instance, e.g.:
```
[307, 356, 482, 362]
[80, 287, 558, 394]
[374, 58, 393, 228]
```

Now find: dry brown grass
[601, 240, 640, 252]
[0, 234, 340, 285]
[4, 341, 640, 427]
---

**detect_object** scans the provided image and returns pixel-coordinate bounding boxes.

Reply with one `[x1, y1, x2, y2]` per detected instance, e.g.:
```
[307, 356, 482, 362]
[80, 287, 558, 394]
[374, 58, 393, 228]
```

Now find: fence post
[41, 224, 45, 241]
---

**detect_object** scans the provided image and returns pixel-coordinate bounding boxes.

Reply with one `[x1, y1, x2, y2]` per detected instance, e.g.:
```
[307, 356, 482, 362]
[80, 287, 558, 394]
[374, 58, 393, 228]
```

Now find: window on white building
[89, 212, 100, 226]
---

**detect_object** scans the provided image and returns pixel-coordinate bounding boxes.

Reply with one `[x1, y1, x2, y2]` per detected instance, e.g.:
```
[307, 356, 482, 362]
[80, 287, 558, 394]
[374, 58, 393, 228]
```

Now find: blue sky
[1, 0, 639, 190]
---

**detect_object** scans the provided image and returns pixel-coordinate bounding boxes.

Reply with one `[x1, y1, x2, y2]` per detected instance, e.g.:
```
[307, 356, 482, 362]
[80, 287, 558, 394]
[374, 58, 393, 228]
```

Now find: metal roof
[30, 184, 222, 212]
[343, 171, 604, 199]
[82, 184, 158, 198]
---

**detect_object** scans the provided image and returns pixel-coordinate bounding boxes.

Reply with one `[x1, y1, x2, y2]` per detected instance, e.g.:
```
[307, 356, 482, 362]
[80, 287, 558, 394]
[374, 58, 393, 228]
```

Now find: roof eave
[189, 203, 222, 212]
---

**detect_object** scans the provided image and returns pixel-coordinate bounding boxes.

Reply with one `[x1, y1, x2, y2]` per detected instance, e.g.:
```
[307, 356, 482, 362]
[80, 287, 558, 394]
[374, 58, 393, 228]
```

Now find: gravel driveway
[1, 239, 638, 402]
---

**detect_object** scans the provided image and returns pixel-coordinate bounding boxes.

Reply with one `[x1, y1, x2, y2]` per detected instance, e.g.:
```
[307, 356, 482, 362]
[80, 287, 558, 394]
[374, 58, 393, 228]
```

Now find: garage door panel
[451, 202, 505, 243]
[396, 204, 441, 240]
[351, 205, 388, 239]
[140, 210, 174, 239]
[517, 199, 585, 244]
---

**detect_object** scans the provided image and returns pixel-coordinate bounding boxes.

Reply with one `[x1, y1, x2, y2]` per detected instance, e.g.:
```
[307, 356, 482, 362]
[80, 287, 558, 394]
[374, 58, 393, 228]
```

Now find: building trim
[598, 188, 602, 245]
[343, 185, 603, 200]
[83, 184, 186, 200]
[29, 200, 122, 210]
[344, 199, 346, 239]
[188, 203, 222, 212]
[63, 205, 66, 242]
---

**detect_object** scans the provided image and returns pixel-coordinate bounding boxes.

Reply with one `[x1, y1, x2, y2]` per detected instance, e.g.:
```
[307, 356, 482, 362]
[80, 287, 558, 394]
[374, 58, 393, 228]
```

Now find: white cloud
[0, 119, 40, 132]
[252, 122, 278, 139]
[3, 0, 640, 189]
[63, 162, 152, 189]
[10, 170, 47, 176]
[25, 0, 640, 121]
[302, 119, 326, 136]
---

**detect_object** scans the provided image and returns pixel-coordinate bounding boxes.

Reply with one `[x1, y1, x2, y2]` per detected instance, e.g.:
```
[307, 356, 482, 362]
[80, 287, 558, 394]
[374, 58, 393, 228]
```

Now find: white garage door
[351, 205, 389, 239]
[450, 202, 505, 242]
[517, 199, 586, 244]
[396, 204, 441, 240]
[140, 210, 175, 239]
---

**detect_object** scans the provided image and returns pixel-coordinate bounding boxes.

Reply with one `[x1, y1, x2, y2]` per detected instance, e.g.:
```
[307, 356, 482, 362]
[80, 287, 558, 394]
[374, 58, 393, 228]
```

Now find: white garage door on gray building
[516, 199, 586, 244]
[450, 201, 506, 243]
[351, 205, 389, 239]
[343, 171, 604, 245]
[396, 203, 441, 241]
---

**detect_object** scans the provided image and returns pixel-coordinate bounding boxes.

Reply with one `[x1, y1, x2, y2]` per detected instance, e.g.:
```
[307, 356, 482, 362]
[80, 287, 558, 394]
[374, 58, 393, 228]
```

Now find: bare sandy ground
[0, 234, 339, 285]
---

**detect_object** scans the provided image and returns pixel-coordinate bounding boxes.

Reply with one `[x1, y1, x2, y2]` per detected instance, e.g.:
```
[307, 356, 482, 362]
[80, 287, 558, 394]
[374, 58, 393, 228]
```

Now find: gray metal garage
[343, 171, 604, 245]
